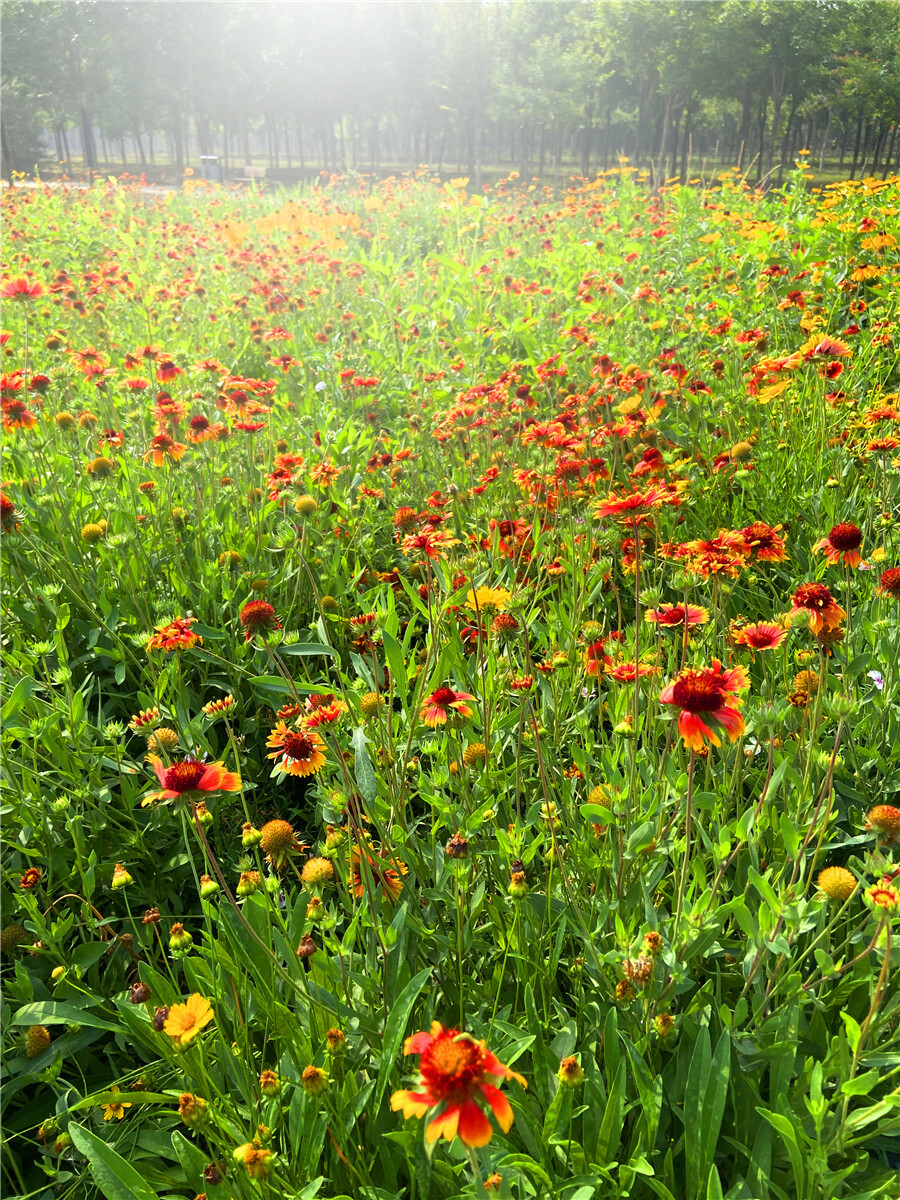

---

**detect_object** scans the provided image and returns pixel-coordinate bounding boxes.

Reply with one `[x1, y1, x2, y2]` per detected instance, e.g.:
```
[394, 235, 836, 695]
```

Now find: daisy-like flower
[465, 586, 511, 615]
[420, 687, 476, 727]
[391, 1022, 526, 1148]
[607, 661, 660, 682]
[877, 567, 900, 600]
[1, 491, 20, 535]
[303, 696, 348, 729]
[266, 723, 326, 777]
[2, 398, 38, 430]
[142, 755, 241, 807]
[401, 529, 461, 560]
[163, 993, 214, 1047]
[147, 616, 202, 652]
[659, 660, 749, 752]
[788, 583, 846, 636]
[350, 843, 408, 901]
[814, 523, 864, 568]
[202, 695, 235, 719]
[239, 600, 281, 642]
[186, 414, 215, 443]
[101, 1087, 132, 1122]
[732, 622, 788, 651]
[143, 433, 186, 466]
[594, 485, 670, 526]
[0, 276, 44, 301]
[731, 522, 787, 562]
[645, 604, 709, 628]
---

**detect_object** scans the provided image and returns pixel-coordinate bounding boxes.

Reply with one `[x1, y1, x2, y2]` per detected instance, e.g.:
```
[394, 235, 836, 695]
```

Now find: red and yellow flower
[645, 604, 709, 628]
[420, 687, 476, 727]
[788, 583, 846, 636]
[391, 1022, 526, 1148]
[659, 660, 749, 752]
[143, 756, 241, 807]
[731, 622, 788, 652]
[147, 616, 202, 652]
[266, 723, 326, 777]
[350, 843, 407, 901]
[813, 523, 864, 568]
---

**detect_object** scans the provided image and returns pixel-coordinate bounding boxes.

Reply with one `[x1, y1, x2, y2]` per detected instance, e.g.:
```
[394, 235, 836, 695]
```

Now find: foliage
[1, 1, 899, 182]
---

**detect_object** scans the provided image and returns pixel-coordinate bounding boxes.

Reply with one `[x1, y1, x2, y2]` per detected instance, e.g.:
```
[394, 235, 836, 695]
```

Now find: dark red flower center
[431, 688, 458, 706]
[658, 606, 687, 625]
[190, 415, 210, 431]
[828, 523, 862, 551]
[880, 568, 900, 596]
[164, 761, 206, 792]
[240, 601, 277, 630]
[281, 731, 315, 761]
[420, 1032, 484, 1098]
[671, 672, 724, 713]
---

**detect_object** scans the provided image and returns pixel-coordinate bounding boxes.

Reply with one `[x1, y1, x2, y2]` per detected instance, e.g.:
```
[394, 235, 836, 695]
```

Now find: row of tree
[2, 1, 899, 187]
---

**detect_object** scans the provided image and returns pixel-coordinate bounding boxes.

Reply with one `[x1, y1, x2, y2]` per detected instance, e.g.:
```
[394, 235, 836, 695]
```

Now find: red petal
[403, 1031, 434, 1056]
[479, 1083, 513, 1132]
[456, 1098, 493, 1147]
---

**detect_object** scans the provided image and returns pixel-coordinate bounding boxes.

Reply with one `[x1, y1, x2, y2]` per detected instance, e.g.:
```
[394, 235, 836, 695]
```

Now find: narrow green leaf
[373, 967, 431, 1114]
[11, 1001, 123, 1033]
[68, 1122, 160, 1200]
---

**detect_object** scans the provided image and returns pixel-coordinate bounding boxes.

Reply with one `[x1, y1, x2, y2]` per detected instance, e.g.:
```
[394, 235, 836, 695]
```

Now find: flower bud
[325, 1028, 346, 1057]
[259, 1070, 281, 1098]
[199, 874, 220, 900]
[111, 863, 133, 890]
[301, 1065, 329, 1096]
[557, 1056, 585, 1088]
[241, 822, 263, 848]
[168, 923, 192, 953]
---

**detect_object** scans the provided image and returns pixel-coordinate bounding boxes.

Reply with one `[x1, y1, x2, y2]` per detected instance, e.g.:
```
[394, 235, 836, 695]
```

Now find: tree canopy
[2, 0, 898, 183]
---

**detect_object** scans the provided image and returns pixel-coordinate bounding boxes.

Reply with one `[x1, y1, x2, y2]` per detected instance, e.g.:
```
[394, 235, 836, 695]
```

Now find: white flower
[867, 670, 884, 692]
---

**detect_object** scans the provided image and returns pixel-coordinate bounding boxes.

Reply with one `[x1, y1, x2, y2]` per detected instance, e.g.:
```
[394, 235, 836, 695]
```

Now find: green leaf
[172, 1130, 209, 1191]
[382, 631, 408, 704]
[351, 725, 378, 804]
[11, 1001, 123, 1033]
[373, 967, 431, 1114]
[1, 676, 32, 722]
[841, 1012, 862, 1053]
[841, 1069, 879, 1097]
[278, 641, 337, 659]
[68, 1122, 160, 1200]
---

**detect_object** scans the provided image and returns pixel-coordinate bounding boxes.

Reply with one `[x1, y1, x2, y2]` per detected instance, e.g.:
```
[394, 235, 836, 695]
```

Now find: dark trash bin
[199, 155, 223, 182]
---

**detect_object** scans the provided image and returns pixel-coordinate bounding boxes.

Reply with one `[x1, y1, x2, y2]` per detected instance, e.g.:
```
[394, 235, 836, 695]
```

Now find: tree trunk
[172, 97, 184, 173]
[765, 66, 786, 179]
[882, 123, 898, 179]
[80, 98, 96, 172]
[680, 109, 692, 182]
[737, 87, 753, 170]
[776, 100, 798, 186]
[850, 115, 863, 178]
[1, 116, 15, 179]
[669, 106, 682, 179]
[818, 107, 831, 173]
[755, 94, 767, 183]
[871, 124, 886, 175]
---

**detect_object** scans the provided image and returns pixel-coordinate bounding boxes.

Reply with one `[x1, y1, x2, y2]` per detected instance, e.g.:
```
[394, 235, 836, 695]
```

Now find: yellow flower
[163, 993, 214, 1047]
[465, 586, 511, 615]
[101, 1087, 132, 1121]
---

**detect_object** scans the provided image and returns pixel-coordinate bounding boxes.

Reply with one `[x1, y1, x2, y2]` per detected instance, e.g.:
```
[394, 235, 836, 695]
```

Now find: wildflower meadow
[1, 162, 899, 1200]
